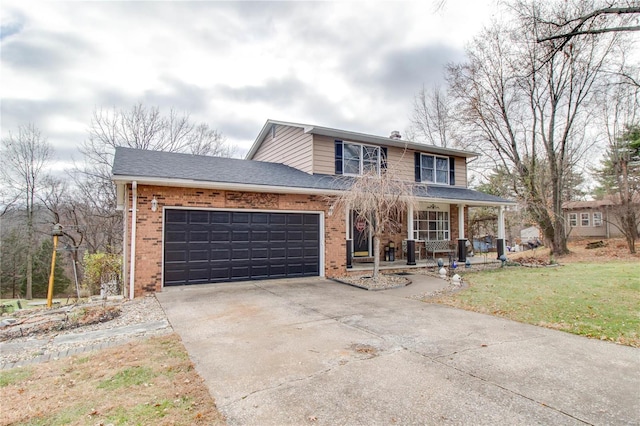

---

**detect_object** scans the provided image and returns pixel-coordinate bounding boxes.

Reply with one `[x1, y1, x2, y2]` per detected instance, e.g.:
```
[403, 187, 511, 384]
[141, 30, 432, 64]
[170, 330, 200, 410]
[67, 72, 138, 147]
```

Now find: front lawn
[0, 334, 226, 425]
[435, 262, 640, 347]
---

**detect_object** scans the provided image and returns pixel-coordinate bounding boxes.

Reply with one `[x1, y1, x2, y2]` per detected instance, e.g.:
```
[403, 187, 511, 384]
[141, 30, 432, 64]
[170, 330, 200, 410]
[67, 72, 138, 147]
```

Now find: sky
[1, 0, 500, 169]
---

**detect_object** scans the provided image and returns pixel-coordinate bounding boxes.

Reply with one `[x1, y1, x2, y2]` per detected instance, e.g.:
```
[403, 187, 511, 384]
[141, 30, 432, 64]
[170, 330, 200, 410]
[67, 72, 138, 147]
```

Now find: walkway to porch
[349, 253, 501, 273]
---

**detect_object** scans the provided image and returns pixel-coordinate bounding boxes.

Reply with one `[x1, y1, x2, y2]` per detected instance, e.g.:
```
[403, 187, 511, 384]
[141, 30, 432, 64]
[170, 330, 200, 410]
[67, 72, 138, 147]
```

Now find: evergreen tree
[21, 239, 70, 298]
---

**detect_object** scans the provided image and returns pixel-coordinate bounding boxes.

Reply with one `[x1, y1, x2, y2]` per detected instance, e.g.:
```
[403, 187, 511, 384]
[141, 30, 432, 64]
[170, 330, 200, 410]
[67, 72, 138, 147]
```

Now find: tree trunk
[372, 236, 380, 280]
[26, 210, 34, 300]
[551, 214, 569, 256]
[26, 252, 33, 300]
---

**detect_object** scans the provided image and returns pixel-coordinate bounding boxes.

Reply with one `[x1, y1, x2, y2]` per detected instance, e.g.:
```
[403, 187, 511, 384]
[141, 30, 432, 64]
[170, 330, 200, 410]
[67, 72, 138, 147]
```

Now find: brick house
[112, 119, 513, 297]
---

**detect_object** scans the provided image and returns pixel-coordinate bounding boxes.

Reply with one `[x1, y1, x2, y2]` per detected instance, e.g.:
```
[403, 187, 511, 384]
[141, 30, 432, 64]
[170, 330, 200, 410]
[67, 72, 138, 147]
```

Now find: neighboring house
[520, 226, 540, 244]
[563, 199, 627, 239]
[112, 119, 514, 297]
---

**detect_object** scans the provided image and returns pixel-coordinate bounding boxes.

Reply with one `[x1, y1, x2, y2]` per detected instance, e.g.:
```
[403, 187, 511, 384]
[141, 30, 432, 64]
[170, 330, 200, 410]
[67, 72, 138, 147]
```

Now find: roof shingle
[112, 147, 513, 205]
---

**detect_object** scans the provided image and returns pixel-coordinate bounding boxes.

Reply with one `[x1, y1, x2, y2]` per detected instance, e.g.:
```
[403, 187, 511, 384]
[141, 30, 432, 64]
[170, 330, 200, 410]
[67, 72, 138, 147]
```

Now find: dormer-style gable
[247, 119, 479, 188]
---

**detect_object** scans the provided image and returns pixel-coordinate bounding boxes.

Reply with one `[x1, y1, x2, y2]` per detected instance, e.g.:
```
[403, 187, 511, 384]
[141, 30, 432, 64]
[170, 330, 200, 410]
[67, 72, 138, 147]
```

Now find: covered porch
[344, 196, 513, 271]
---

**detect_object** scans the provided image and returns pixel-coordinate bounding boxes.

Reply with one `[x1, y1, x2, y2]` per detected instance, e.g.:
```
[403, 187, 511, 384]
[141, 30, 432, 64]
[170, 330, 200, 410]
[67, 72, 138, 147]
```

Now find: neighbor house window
[580, 212, 590, 227]
[593, 212, 603, 227]
[413, 211, 450, 241]
[568, 213, 577, 227]
[419, 154, 449, 184]
[343, 143, 381, 175]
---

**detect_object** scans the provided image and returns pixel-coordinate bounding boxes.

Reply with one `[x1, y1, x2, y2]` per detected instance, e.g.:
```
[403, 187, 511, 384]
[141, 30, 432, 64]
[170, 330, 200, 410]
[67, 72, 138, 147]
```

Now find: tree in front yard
[329, 164, 417, 280]
[595, 125, 640, 253]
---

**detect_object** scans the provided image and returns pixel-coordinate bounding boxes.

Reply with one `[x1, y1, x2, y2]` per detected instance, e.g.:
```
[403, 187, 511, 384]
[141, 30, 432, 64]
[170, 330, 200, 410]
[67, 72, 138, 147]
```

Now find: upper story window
[415, 153, 454, 185]
[593, 212, 603, 227]
[342, 142, 382, 175]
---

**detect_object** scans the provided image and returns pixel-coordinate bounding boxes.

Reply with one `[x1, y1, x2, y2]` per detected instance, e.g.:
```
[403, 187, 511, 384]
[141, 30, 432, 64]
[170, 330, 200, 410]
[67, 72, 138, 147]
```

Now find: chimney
[390, 130, 401, 140]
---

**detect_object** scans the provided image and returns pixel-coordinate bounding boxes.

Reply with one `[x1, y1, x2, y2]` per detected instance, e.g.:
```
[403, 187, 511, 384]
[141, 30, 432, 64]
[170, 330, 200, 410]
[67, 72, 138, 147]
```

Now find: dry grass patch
[0, 334, 226, 425]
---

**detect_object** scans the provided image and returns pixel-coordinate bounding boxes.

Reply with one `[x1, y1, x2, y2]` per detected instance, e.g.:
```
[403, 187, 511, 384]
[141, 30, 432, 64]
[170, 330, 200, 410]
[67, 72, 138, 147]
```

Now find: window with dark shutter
[381, 147, 388, 170]
[335, 140, 343, 175]
[414, 152, 421, 182]
[449, 157, 455, 185]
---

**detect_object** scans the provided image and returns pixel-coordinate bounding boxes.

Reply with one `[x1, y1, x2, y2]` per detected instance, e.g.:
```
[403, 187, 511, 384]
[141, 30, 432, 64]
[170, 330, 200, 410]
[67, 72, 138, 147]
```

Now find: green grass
[97, 366, 158, 390]
[0, 368, 33, 387]
[445, 262, 640, 346]
[20, 404, 91, 426]
[104, 397, 195, 425]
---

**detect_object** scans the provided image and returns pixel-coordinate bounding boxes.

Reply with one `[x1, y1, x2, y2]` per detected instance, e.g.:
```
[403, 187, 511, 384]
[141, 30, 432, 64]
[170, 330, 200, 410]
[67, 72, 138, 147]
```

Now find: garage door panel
[287, 230, 303, 242]
[232, 266, 250, 279]
[210, 249, 230, 261]
[232, 212, 250, 223]
[251, 230, 269, 241]
[189, 250, 209, 262]
[251, 247, 269, 259]
[189, 211, 210, 223]
[188, 267, 209, 281]
[164, 210, 320, 286]
[232, 230, 250, 241]
[166, 231, 187, 243]
[211, 212, 230, 223]
[189, 231, 209, 242]
[164, 249, 187, 262]
[166, 210, 188, 223]
[211, 230, 230, 242]
[210, 267, 230, 280]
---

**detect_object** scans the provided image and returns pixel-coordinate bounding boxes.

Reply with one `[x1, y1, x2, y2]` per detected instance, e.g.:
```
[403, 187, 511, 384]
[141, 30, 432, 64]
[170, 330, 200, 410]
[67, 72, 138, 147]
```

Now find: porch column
[497, 205, 506, 258]
[346, 207, 352, 268]
[457, 203, 467, 262]
[406, 204, 415, 265]
[407, 204, 414, 240]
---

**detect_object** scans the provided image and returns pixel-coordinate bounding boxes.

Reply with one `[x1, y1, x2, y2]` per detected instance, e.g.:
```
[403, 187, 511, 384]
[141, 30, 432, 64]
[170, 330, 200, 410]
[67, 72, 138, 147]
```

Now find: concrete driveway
[157, 277, 639, 425]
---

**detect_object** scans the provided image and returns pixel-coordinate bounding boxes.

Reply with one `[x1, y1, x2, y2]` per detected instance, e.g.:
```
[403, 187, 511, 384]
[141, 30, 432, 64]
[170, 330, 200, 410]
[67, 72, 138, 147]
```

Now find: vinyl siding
[312, 135, 468, 186]
[312, 135, 338, 174]
[253, 125, 313, 173]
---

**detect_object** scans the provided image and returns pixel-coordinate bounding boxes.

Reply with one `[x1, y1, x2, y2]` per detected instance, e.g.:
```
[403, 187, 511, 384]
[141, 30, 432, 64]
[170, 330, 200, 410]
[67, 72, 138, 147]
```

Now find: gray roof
[112, 147, 513, 205]
[247, 119, 480, 160]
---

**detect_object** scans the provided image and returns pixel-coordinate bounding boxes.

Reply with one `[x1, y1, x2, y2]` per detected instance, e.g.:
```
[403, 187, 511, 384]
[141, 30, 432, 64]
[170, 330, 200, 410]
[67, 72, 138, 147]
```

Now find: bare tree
[410, 84, 455, 147]
[536, 3, 640, 45]
[447, 0, 619, 256]
[75, 103, 235, 254]
[595, 67, 640, 252]
[329, 163, 417, 280]
[1, 124, 52, 299]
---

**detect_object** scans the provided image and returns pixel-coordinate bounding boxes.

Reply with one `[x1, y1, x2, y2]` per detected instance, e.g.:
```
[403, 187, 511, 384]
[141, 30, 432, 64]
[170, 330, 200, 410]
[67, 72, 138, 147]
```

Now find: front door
[352, 211, 370, 257]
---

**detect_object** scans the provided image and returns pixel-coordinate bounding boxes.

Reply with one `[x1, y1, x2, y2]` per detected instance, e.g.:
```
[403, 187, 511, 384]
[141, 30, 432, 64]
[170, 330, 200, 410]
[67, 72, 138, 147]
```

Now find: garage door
[163, 210, 320, 286]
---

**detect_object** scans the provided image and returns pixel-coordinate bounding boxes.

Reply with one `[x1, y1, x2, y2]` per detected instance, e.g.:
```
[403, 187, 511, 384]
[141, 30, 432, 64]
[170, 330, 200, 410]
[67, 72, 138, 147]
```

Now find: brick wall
[126, 185, 346, 296]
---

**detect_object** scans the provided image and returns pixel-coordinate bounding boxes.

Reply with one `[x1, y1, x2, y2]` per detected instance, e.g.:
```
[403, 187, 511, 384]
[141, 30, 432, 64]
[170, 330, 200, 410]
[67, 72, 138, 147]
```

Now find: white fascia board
[112, 175, 342, 196]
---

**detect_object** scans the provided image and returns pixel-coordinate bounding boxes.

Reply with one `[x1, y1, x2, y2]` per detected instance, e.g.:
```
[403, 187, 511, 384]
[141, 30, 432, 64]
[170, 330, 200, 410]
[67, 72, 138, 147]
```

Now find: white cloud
[1, 0, 499, 158]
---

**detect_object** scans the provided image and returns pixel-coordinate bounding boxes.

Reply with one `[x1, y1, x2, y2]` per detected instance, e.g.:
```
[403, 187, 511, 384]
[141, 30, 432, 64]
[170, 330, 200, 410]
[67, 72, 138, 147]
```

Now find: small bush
[82, 252, 122, 295]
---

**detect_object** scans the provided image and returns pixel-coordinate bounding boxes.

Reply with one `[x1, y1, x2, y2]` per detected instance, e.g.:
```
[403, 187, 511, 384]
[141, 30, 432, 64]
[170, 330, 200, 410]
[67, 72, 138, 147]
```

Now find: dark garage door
[164, 210, 320, 286]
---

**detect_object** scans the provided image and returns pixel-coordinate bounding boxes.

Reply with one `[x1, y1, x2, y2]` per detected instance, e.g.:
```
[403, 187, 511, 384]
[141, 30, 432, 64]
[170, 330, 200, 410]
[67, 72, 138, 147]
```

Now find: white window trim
[580, 212, 590, 227]
[413, 210, 450, 241]
[593, 212, 603, 227]
[419, 153, 449, 185]
[343, 142, 381, 176]
[568, 213, 578, 227]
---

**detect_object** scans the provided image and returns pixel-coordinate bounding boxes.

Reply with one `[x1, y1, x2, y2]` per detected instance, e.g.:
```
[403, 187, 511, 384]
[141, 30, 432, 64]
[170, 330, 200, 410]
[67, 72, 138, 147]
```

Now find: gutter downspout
[122, 184, 129, 297]
[129, 181, 137, 300]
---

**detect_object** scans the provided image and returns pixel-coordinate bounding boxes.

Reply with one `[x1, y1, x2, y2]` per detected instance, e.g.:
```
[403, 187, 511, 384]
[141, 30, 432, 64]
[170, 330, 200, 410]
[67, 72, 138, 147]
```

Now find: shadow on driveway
[157, 278, 639, 425]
